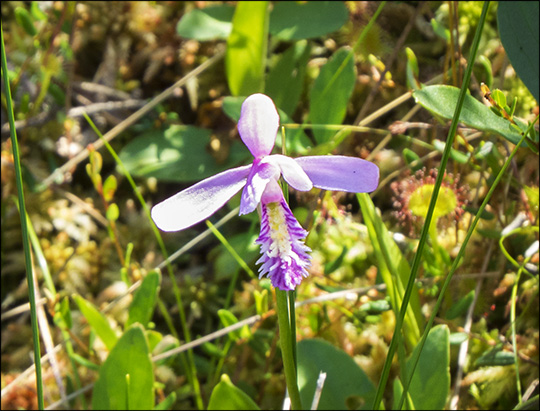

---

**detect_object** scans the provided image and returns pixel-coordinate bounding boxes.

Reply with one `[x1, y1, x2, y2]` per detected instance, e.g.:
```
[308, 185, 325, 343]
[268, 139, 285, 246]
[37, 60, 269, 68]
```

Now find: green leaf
[323, 246, 349, 275]
[475, 345, 516, 366]
[491, 89, 507, 109]
[266, 40, 311, 116]
[269, 1, 348, 40]
[15, 7, 37, 36]
[59, 296, 72, 329]
[413, 85, 525, 145]
[310, 48, 356, 144]
[297, 338, 376, 410]
[30, 2, 48, 21]
[449, 332, 469, 345]
[126, 271, 161, 328]
[405, 47, 421, 90]
[70, 353, 100, 371]
[217, 309, 250, 341]
[118, 125, 249, 182]
[92, 325, 154, 410]
[73, 295, 118, 351]
[176, 4, 234, 41]
[106, 203, 119, 222]
[403, 148, 423, 171]
[208, 374, 260, 410]
[433, 139, 470, 164]
[213, 232, 259, 281]
[154, 391, 177, 410]
[357, 193, 424, 350]
[406, 324, 450, 410]
[103, 175, 117, 202]
[359, 299, 391, 314]
[226, 1, 269, 96]
[498, 2, 539, 102]
[146, 330, 162, 352]
[446, 289, 475, 320]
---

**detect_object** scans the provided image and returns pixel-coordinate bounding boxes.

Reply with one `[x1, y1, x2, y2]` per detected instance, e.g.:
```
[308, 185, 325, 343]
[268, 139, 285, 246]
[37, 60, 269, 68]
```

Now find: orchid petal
[266, 154, 313, 191]
[237, 94, 280, 158]
[240, 160, 280, 215]
[261, 179, 285, 204]
[151, 165, 251, 231]
[294, 156, 379, 193]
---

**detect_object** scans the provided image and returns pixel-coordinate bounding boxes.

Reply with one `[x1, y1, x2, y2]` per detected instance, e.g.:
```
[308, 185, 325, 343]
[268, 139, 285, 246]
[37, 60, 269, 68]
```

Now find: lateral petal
[294, 156, 379, 193]
[267, 154, 313, 192]
[151, 165, 251, 232]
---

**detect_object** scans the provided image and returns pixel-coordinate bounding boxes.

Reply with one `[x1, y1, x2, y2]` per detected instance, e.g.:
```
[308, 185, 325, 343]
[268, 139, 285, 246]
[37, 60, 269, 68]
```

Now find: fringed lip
[256, 182, 311, 291]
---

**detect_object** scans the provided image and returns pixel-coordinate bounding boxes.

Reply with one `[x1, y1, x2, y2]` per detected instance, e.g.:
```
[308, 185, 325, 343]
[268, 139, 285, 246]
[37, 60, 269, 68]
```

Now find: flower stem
[276, 289, 303, 410]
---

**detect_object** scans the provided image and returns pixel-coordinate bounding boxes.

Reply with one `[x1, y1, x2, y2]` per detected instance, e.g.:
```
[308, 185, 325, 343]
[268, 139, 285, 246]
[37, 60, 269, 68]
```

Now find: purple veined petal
[239, 159, 280, 215]
[294, 155, 379, 193]
[237, 94, 280, 158]
[266, 154, 313, 192]
[151, 165, 251, 232]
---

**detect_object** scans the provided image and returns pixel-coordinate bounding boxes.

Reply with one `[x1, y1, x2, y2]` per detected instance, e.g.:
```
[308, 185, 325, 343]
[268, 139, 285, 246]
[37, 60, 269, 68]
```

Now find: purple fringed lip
[256, 182, 311, 291]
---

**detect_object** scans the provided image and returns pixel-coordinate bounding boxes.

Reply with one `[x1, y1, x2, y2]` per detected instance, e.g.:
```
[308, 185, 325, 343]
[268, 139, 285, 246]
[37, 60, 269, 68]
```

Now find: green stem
[276, 289, 303, 410]
[1, 21, 44, 410]
[371, 2, 490, 408]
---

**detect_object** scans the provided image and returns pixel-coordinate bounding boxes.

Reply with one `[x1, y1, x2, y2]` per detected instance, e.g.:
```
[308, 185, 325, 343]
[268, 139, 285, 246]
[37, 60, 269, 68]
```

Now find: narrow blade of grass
[1, 21, 44, 410]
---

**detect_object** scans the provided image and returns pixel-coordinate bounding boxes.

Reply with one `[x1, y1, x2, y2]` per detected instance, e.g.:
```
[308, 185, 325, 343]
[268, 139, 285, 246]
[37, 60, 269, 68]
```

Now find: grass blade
[1, 21, 44, 410]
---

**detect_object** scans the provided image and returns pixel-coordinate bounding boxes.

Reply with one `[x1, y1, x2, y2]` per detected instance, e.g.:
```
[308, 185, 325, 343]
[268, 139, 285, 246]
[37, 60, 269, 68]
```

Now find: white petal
[237, 94, 280, 158]
[266, 154, 313, 191]
[151, 165, 251, 231]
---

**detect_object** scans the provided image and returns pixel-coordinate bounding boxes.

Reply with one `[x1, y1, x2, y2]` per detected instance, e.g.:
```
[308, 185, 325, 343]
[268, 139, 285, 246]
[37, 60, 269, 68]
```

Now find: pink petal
[267, 154, 313, 191]
[240, 160, 280, 215]
[151, 165, 251, 231]
[294, 156, 379, 193]
[237, 94, 280, 158]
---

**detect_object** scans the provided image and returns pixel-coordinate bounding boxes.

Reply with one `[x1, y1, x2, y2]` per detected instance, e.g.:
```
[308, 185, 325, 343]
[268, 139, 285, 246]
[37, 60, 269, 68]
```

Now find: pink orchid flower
[151, 93, 379, 290]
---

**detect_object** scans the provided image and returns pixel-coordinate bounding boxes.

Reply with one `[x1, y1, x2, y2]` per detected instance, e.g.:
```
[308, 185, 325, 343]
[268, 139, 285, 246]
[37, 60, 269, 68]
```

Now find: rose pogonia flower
[151, 93, 379, 290]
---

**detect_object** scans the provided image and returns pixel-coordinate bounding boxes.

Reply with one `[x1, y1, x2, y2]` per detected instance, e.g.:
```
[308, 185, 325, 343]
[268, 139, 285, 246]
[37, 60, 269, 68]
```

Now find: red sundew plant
[391, 168, 469, 237]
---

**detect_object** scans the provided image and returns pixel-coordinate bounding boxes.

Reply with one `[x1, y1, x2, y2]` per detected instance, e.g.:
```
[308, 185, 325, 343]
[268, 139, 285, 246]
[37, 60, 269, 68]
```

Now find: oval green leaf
[413, 85, 525, 145]
[217, 309, 251, 341]
[475, 345, 516, 366]
[269, 1, 348, 40]
[126, 271, 161, 328]
[265, 40, 311, 117]
[497, 2, 539, 102]
[309, 48, 356, 144]
[405, 324, 450, 410]
[226, 1, 269, 96]
[73, 294, 118, 351]
[446, 289, 475, 320]
[105, 203, 119, 222]
[297, 338, 376, 410]
[208, 374, 260, 410]
[118, 125, 249, 182]
[92, 325, 154, 410]
[176, 5, 234, 41]
[15, 7, 37, 36]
